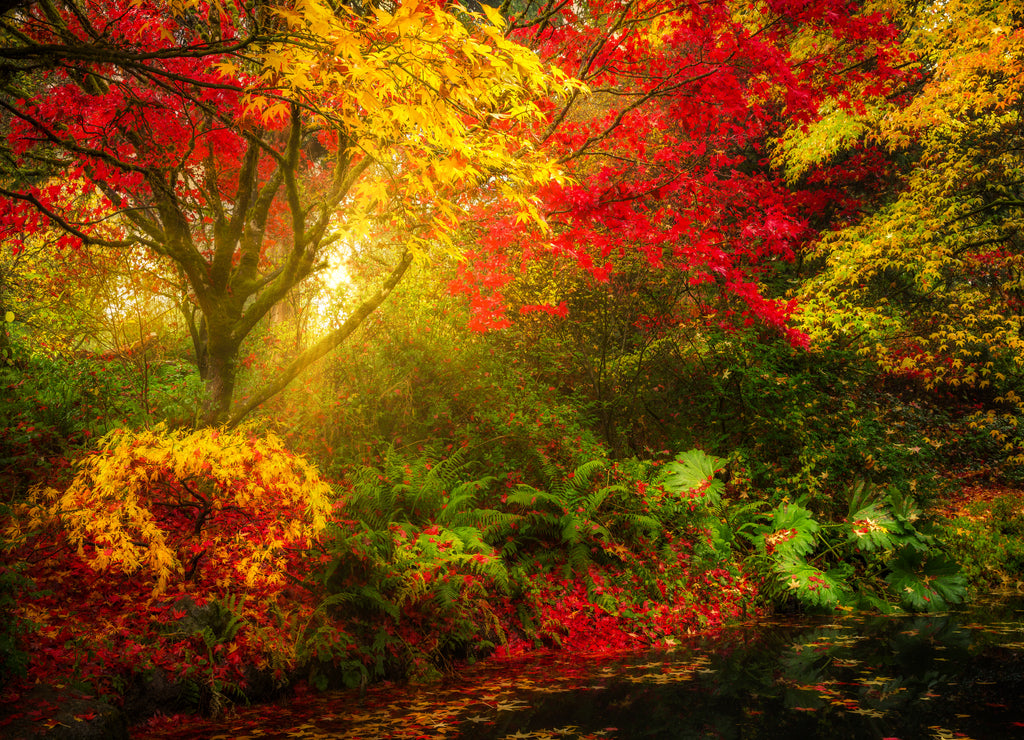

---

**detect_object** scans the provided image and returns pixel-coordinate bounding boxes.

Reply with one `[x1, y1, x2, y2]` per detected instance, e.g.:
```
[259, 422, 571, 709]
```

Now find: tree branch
[227, 250, 415, 427]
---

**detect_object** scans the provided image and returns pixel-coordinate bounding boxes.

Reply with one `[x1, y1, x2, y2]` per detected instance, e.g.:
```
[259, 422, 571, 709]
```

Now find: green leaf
[774, 557, 843, 609]
[659, 448, 726, 504]
[847, 502, 897, 551]
[886, 548, 967, 611]
[757, 503, 819, 559]
[3, 311, 13, 323]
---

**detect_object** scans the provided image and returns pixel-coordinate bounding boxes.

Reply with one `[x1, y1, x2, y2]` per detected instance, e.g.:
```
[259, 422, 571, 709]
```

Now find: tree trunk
[203, 346, 238, 426]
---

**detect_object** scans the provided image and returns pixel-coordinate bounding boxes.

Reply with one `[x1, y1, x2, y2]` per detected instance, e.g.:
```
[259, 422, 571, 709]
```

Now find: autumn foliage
[0, 0, 575, 424]
[8, 426, 331, 595]
[3, 0, 1023, 734]
[452, 0, 904, 338]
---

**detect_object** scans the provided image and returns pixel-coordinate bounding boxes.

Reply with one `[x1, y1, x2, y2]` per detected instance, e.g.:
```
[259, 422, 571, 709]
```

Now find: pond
[138, 595, 1024, 739]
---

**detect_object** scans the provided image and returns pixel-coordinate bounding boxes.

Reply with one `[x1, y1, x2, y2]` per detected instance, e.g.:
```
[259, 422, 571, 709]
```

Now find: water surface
[138, 595, 1024, 739]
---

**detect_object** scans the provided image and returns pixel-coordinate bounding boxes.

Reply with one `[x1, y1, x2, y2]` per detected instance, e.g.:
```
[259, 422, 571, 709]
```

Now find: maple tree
[1, 424, 337, 716]
[451, 0, 904, 339]
[790, 0, 1024, 462]
[8, 424, 332, 595]
[0, 0, 574, 425]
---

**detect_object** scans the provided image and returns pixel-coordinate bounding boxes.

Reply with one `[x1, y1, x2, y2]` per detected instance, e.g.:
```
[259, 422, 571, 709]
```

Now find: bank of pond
[132, 593, 1024, 740]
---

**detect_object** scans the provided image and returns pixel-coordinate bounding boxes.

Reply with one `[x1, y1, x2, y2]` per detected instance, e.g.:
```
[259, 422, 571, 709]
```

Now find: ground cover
[0, 433, 761, 738]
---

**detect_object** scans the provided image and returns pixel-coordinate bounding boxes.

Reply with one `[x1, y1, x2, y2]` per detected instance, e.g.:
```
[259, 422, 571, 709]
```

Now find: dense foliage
[1, 0, 1022, 733]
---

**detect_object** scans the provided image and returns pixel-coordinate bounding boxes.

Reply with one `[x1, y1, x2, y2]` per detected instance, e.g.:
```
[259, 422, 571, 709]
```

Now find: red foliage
[0, 0, 260, 253]
[451, 0, 904, 342]
[493, 545, 761, 658]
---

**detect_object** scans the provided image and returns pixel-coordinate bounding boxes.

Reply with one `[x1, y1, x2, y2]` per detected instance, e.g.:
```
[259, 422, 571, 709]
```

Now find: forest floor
[3, 476, 1022, 740]
[934, 474, 1022, 519]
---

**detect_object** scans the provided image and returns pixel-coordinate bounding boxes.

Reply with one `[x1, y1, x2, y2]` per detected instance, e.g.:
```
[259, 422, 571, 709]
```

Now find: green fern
[347, 445, 498, 530]
[503, 458, 622, 574]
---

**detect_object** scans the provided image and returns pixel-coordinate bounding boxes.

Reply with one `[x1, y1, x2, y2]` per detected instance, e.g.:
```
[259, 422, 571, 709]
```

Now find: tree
[0, 0, 574, 425]
[789, 0, 1024, 463]
[9, 424, 333, 595]
[450, 0, 903, 342]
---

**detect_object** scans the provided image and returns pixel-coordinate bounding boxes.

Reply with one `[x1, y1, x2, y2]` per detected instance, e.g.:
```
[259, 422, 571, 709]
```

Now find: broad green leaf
[659, 449, 726, 504]
[757, 503, 819, 559]
[774, 557, 842, 609]
[886, 548, 967, 612]
[847, 502, 897, 552]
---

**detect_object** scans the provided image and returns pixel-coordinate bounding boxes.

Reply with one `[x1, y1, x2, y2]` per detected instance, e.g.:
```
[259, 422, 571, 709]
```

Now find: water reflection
[138, 596, 1024, 739]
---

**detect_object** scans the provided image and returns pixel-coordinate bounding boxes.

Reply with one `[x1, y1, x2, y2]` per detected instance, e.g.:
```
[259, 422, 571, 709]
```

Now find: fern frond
[457, 507, 522, 534]
[583, 485, 615, 515]
[566, 542, 595, 574]
[506, 485, 565, 510]
[615, 512, 661, 537]
[556, 459, 606, 502]
[449, 525, 488, 553]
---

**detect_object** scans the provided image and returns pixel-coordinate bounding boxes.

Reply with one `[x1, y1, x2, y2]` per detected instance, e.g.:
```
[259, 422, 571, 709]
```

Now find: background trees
[454, 0, 903, 336]
[791, 0, 1024, 465]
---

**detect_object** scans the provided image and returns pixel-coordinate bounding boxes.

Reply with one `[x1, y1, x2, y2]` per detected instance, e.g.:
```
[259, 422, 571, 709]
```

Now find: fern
[449, 525, 489, 554]
[505, 485, 566, 510]
[615, 511, 661, 540]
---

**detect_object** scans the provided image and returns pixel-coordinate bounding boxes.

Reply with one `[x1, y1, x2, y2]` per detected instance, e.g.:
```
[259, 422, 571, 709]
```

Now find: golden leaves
[245, 0, 581, 254]
[12, 424, 333, 596]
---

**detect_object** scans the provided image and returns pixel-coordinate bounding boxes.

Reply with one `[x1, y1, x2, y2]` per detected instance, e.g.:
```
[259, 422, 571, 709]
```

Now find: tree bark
[203, 344, 239, 426]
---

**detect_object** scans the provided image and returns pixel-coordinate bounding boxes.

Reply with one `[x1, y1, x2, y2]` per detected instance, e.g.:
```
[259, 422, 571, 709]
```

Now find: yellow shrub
[8, 424, 332, 596]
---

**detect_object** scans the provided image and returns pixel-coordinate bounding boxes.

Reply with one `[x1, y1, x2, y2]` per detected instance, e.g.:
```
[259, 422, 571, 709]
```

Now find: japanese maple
[0, 0, 575, 424]
[452, 0, 903, 341]
[789, 0, 1024, 461]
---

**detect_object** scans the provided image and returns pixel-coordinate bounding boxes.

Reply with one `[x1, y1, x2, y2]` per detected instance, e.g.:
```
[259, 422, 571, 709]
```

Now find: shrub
[743, 481, 966, 612]
[939, 492, 1024, 593]
[8, 425, 332, 596]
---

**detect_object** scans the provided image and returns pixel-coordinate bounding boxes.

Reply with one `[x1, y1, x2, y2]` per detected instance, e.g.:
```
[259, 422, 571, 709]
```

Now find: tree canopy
[0, 0, 574, 424]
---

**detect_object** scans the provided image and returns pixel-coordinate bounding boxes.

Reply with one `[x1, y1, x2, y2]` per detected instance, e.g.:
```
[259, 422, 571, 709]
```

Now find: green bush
[939, 493, 1024, 593]
[0, 342, 202, 500]
[741, 481, 966, 612]
[263, 279, 605, 487]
